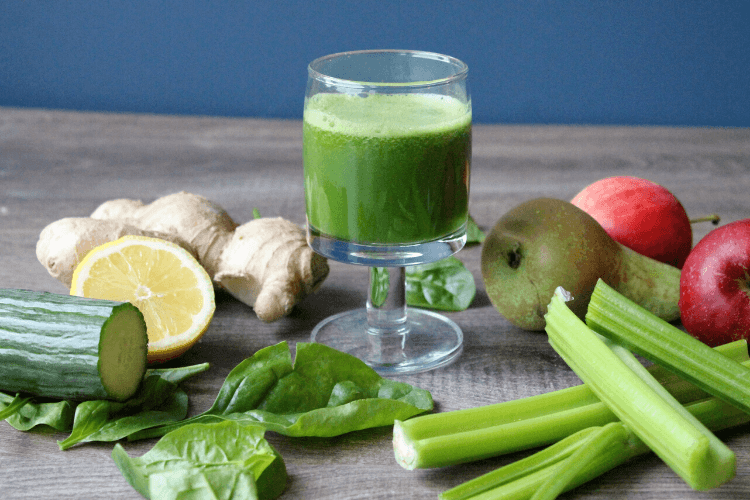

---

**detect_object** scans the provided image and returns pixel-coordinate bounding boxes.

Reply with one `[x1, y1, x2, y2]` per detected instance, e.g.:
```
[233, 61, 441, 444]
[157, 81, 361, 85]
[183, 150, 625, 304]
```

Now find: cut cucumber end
[99, 303, 149, 401]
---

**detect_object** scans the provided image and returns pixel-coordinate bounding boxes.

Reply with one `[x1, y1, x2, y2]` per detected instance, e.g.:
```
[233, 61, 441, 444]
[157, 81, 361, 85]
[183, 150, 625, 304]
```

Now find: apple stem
[689, 214, 721, 226]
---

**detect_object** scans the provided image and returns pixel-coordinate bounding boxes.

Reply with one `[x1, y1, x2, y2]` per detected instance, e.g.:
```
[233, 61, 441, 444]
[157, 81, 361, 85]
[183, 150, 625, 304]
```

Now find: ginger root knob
[215, 217, 329, 322]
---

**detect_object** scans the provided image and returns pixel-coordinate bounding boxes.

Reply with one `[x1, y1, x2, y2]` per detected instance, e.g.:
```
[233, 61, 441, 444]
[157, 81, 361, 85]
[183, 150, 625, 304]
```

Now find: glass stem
[367, 267, 409, 337]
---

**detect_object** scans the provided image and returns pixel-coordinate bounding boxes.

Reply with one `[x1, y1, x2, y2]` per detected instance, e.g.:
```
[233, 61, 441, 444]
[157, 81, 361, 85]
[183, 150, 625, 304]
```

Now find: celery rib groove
[587, 279, 750, 414]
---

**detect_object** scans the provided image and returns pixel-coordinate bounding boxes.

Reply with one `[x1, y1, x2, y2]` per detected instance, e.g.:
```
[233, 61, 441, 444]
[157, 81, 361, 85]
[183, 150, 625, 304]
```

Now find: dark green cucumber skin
[0, 288, 144, 401]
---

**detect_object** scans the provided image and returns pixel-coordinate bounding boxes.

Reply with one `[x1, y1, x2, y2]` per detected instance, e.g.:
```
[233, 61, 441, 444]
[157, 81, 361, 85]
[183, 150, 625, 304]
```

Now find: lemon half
[71, 235, 215, 363]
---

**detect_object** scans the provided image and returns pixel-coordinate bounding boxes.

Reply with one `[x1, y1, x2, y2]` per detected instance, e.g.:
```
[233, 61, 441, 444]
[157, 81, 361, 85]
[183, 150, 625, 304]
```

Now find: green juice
[303, 92, 471, 245]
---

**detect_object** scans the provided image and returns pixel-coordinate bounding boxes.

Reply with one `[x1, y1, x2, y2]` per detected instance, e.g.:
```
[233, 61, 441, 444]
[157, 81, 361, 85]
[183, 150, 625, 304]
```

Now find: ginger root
[36, 192, 329, 322]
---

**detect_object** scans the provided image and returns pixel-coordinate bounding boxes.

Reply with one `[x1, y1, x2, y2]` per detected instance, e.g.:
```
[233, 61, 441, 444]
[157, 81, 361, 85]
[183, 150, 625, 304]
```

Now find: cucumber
[0, 288, 148, 401]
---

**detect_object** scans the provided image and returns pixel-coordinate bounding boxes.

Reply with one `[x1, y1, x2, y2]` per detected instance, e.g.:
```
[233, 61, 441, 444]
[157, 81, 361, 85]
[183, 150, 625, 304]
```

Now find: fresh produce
[679, 218, 750, 346]
[405, 256, 476, 311]
[113, 421, 287, 500]
[393, 339, 749, 470]
[589, 278, 750, 413]
[130, 341, 433, 441]
[70, 235, 216, 363]
[571, 176, 693, 268]
[436, 284, 750, 499]
[545, 286, 734, 490]
[57, 363, 210, 450]
[0, 393, 75, 431]
[1, 363, 209, 445]
[369, 256, 477, 312]
[36, 191, 329, 322]
[369, 218, 482, 313]
[0, 395, 32, 421]
[398, 282, 750, 497]
[466, 215, 486, 244]
[440, 396, 750, 500]
[480, 197, 681, 330]
[0, 288, 148, 401]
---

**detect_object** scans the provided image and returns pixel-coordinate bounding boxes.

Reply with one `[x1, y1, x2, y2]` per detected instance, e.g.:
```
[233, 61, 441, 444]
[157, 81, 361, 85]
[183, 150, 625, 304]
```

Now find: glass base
[307, 222, 467, 267]
[310, 308, 463, 375]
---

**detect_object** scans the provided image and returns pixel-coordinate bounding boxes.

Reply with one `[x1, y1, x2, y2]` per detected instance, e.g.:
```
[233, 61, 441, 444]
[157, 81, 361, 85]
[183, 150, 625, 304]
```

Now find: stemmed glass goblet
[303, 50, 471, 374]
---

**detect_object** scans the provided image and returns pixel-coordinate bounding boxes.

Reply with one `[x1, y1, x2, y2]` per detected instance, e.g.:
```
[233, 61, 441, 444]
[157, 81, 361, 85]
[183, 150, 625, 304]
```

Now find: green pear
[481, 198, 681, 331]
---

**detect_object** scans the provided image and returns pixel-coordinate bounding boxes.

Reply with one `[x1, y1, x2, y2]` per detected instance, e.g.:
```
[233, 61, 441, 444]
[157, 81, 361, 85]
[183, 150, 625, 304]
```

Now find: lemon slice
[71, 235, 215, 363]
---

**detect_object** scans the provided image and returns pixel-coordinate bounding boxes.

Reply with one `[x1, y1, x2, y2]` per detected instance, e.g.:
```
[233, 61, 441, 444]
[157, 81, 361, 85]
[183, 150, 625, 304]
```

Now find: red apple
[571, 176, 692, 268]
[679, 219, 750, 346]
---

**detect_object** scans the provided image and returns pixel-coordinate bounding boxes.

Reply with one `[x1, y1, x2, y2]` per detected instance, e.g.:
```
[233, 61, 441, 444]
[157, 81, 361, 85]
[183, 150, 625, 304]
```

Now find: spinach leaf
[113, 420, 286, 500]
[370, 256, 477, 312]
[0, 394, 32, 420]
[368, 215, 483, 313]
[1, 363, 211, 436]
[146, 362, 211, 385]
[57, 363, 211, 450]
[1, 391, 75, 432]
[130, 342, 433, 440]
[406, 256, 476, 311]
[58, 376, 185, 450]
[466, 215, 486, 244]
[369, 267, 390, 308]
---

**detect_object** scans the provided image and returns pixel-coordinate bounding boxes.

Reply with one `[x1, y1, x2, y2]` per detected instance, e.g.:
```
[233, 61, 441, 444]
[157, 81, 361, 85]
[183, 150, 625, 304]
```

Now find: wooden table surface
[1, 107, 749, 499]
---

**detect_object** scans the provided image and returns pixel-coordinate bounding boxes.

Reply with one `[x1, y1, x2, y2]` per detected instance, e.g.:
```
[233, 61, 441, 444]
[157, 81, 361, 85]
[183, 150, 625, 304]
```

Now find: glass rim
[307, 49, 469, 89]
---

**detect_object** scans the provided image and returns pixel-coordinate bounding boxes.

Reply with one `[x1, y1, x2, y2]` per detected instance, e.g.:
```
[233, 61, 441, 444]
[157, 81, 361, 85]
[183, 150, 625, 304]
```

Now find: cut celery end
[545, 287, 735, 491]
[393, 400, 616, 470]
[587, 279, 750, 415]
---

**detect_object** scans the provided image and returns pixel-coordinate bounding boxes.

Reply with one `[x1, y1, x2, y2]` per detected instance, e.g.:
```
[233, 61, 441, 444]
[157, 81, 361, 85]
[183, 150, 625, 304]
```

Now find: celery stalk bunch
[394, 280, 750, 499]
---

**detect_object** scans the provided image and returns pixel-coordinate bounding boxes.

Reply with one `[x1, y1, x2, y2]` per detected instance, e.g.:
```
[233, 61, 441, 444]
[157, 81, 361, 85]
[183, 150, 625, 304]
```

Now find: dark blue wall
[2, 1, 749, 126]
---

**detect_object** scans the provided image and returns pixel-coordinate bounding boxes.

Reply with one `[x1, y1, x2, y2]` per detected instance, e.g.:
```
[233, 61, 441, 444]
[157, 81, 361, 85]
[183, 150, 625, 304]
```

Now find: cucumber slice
[0, 288, 148, 401]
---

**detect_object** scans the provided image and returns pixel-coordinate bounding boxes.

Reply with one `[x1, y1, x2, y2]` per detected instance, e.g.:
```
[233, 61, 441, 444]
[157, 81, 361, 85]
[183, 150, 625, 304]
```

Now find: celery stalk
[440, 394, 750, 500]
[438, 427, 619, 500]
[545, 287, 735, 491]
[393, 339, 749, 470]
[440, 423, 640, 500]
[587, 278, 750, 414]
[528, 423, 629, 500]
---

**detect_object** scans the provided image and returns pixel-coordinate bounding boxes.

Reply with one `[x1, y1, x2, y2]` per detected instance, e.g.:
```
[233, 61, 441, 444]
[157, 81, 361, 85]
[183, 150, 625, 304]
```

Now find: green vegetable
[1, 363, 209, 440]
[587, 278, 750, 414]
[370, 214, 480, 313]
[406, 256, 476, 311]
[57, 363, 210, 450]
[370, 255, 477, 312]
[369, 266, 390, 308]
[145, 362, 212, 385]
[0, 394, 31, 420]
[393, 339, 749, 470]
[437, 288, 750, 500]
[527, 422, 628, 500]
[466, 215, 486, 244]
[545, 287, 734, 490]
[131, 341, 433, 441]
[113, 420, 287, 500]
[440, 394, 750, 500]
[0, 288, 148, 401]
[0, 392, 75, 431]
